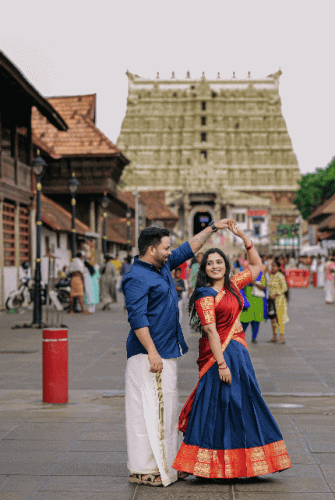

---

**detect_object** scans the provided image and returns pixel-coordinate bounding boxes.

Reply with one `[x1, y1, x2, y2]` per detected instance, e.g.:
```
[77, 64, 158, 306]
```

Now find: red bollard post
[42, 328, 68, 403]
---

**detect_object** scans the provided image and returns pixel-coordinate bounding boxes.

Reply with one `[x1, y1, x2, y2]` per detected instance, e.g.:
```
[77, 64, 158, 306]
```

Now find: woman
[173, 222, 291, 479]
[268, 258, 289, 343]
[240, 271, 267, 343]
[324, 254, 335, 304]
[100, 255, 117, 310]
[317, 255, 325, 289]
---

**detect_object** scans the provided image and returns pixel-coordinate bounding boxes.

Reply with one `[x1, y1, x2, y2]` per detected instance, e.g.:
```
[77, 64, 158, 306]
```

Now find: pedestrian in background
[68, 251, 88, 314]
[240, 271, 267, 343]
[100, 255, 117, 310]
[268, 258, 289, 343]
[172, 267, 186, 321]
[310, 256, 318, 288]
[317, 255, 325, 289]
[324, 254, 335, 304]
[111, 254, 122, 301]
[189, 252, 203, 295]
[83, 260, 99, 313]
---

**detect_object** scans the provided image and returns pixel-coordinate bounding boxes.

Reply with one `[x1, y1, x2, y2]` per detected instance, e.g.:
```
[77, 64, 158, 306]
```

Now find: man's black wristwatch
[208, 221, 218, 232]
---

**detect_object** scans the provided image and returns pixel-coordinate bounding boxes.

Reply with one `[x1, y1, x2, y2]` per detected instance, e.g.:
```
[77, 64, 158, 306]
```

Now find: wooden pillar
[0, 198, 4, 309]
[96, 204, 103, 264]
[89, 198, 96, 232]
[13, 124, 18, 185]
[0, 110, 2, 179]
[14, 202, 20, 284]
[27, 107, 33, 165]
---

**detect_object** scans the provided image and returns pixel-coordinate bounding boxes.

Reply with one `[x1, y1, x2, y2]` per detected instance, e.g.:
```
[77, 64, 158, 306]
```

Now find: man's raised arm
[188, 218, 235, 254]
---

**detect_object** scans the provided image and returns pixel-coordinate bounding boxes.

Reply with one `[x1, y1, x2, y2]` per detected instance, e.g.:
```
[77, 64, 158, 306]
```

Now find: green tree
[294, 157, 335, 219]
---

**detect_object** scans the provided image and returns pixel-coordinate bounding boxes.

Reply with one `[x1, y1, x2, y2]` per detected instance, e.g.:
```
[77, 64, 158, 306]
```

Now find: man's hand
[148, 350, 163, 373]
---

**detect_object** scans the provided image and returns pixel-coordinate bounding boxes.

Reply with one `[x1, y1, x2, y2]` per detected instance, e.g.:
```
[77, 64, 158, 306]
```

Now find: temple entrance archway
[188, 205, 216, 237]
[193, 211, 212, 235]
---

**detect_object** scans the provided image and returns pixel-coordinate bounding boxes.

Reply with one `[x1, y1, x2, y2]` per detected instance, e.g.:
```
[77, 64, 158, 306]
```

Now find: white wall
[3, 267, 17, 303]
[41, 228, 72, 283]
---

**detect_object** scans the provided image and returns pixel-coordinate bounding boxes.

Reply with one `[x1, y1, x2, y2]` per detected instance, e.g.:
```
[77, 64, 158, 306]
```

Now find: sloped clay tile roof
[139, 191, 179, 221]
[308, 193, 335, 221]
[31, 94, 123, 157]
[105, 214, 135, 246]
[41, 194, 90, 235]
[318, 213, 335, 230]
[318, 230, 335, 240]
[122, 190, 178, 221]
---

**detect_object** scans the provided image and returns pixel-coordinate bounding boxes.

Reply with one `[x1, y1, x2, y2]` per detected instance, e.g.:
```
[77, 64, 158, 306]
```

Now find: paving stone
[0, 461, 57, 475]
[0, 474, 46, 492]
[53, 462, 128, 476]
[303, 434, 335, 453]
[0, 450, 64, 463]
[80, 431, 125, 441]
[40, 475, 135, 493]
[72, 439, 126, 452]
[61, 451, 127, 464]
[313, 453, 335, 465]
[234, 493, 334, 499]
[318, 465, 335, 491]
[0, 421, 22, 431]
[135, 479, 230, 499]
[4, 427, 84, 441]
[35, 494, 134, 500]
[0, 440, 70, 452]
[233, 475, 329, 493]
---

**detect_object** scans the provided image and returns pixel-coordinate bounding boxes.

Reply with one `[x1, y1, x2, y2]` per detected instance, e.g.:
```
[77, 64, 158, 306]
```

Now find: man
[122, 219, 235, 487]
[67, 251, 88, 314]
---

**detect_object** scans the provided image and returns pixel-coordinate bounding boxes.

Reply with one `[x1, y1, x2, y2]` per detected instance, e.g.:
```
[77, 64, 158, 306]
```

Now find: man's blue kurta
[122, 241, 194, 359]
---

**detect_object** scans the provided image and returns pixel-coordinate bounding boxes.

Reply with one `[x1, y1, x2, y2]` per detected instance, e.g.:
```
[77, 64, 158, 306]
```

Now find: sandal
[178, 471, 189, 479]
[129, 473, 163, 487]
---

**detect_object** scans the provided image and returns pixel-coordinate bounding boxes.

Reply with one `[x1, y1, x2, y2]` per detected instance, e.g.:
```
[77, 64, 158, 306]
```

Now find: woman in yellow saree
[173, 223, 291, 479]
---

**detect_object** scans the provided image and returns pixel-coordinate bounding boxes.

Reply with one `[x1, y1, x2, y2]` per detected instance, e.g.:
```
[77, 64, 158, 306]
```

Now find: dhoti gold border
[155, 372, 169, 476]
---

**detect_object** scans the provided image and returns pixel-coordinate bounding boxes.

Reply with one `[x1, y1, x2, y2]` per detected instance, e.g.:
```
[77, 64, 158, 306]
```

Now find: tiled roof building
[308, 193, 335, 241]
[31, 93, 131, 258]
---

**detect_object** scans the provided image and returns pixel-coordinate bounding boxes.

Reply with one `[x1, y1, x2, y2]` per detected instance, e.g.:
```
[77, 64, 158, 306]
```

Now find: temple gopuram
[117, 69, 301, 248]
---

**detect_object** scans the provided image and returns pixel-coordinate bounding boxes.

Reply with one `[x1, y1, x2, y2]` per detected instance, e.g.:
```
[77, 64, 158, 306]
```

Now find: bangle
[245, 242, 253, 251]
[218, 361, 227, 368]
[218, 365, 227, 369]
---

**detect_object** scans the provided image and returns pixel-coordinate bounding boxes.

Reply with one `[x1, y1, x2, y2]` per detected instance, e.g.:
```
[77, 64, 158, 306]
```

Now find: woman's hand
[270, 294, 276, 300]
[218, 365, 232, 384]
[227, 221, 244, 239]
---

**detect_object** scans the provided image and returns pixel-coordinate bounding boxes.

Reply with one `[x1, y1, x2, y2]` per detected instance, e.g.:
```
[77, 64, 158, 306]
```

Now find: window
[201, 116, 206, 126]
[212, 91, 217, 98]
[254, 225, 261, 237]
[19, 205, 30, 264]
[3, 202, 15, 266]
[57, 232, 60, 249]
[201, 132, 207, 142]
[45, 236, 50, 255]
[235, 213, 245, 223]
[201, 101, 206, 111]
[200, 150, 207, 160]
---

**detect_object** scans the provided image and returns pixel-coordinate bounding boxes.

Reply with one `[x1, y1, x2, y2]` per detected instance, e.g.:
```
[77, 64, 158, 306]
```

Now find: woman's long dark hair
[189, 248, 242, 332]
[273, 258, 289, 302]
[84, 260, 96, 276]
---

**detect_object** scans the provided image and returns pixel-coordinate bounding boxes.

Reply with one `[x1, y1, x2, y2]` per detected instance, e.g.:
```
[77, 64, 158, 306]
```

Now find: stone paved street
[0, 286, 335, 499]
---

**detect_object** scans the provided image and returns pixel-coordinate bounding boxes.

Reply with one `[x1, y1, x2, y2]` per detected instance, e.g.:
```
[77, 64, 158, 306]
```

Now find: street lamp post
[126, 207, 132, 255]
[32, 151, 47, 327]
[101, 194, 110, 258]
[68, 173, 80, 259]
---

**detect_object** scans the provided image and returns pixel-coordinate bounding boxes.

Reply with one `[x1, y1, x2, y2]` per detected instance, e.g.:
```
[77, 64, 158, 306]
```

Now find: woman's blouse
[194, 269, 252, 327]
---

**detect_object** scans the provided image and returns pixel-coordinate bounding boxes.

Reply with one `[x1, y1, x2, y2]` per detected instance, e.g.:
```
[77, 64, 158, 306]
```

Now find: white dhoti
[325, 280, 334, 303]
[125, 354, 178, 487]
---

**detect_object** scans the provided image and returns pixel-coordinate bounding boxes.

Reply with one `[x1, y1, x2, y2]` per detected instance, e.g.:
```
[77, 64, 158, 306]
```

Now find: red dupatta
[179, 268, 252, 433]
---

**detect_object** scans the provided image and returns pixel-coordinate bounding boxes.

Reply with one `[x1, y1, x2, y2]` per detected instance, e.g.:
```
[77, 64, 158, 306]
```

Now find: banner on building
[276, 224, 299, 246]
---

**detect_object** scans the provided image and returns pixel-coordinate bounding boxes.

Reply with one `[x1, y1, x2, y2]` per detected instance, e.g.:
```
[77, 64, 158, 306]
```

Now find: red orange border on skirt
[173, 440, 292, 478]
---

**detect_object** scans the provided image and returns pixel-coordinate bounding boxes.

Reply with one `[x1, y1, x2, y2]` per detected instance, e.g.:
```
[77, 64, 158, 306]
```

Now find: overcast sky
[1, 0, 334, 175]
